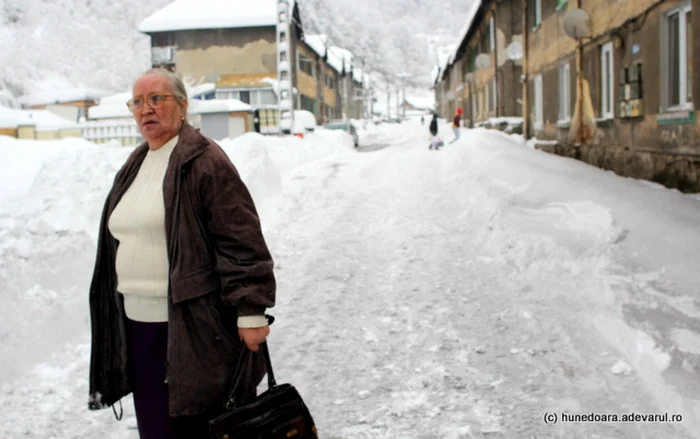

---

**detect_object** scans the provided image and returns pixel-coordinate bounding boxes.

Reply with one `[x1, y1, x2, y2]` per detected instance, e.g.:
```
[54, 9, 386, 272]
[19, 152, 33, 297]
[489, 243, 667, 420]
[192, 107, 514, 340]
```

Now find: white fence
[79, 119, 143, 146]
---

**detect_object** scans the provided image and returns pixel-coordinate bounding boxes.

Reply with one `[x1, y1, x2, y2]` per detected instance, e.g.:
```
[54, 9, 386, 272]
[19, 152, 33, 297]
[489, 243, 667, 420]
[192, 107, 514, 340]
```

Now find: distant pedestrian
[421, 115, 425, 125]
[428, 113, 440, 150]
[450, 108, 463, 144]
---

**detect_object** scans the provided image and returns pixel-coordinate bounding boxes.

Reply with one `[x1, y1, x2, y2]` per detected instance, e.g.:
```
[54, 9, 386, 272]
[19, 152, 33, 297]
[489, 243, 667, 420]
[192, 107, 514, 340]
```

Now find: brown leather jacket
[88, 123, 275, 417]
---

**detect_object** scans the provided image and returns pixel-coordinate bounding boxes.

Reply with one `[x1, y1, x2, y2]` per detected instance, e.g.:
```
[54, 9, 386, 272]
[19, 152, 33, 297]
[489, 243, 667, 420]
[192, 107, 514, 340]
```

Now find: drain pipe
[522, 0, 530, 139]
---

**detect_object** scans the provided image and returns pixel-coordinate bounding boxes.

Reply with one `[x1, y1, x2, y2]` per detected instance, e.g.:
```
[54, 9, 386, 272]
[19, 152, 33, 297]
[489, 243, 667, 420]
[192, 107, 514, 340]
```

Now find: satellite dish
[464, 72, 475, 82]
[475, 53, 491, 70]
[446, 91, 456, 100]
[561, 9, 591, 39]
[506, 41, 523, 61]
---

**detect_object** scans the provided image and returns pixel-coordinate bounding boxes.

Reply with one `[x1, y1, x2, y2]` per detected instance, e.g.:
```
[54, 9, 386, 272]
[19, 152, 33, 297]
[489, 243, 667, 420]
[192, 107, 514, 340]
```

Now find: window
[534, 74, 543, 129]
[600, 42, 614, 119]
[664, 4, 692, 109]
[533, 0, 542, 27]
[239, 91, 251, 104]
[325, 74, 336, 89]
[481, 28, 490, 54]
[300, 57, 314, 76]
[559, 62, 571, 121]
[151, 32, 174, 47]
[483, 86, 490, 115]
[491, 78, 497, 114]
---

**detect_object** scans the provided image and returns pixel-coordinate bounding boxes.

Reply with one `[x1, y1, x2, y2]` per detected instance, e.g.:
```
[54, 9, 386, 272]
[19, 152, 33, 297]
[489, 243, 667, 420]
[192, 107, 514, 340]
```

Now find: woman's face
[129, 74, 186, 148]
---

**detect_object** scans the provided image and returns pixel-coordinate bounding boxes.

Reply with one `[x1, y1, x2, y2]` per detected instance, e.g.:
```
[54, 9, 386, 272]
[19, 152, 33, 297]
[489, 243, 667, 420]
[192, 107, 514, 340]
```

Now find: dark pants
[127, 319, 221, 439]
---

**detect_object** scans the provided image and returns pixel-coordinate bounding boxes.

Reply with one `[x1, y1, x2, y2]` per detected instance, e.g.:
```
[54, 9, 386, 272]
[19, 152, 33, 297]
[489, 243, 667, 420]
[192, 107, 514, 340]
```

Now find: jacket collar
[125, 123, 209, 170]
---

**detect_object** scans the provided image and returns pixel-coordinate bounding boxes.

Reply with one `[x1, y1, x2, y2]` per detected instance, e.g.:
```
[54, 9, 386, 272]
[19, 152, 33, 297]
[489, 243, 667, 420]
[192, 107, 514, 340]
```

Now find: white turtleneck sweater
[108, 136, 179, 322]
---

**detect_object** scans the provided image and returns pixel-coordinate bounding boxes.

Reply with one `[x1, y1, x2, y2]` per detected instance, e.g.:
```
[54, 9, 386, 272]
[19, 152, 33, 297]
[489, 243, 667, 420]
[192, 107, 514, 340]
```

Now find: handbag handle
[225, 316, 277, 409]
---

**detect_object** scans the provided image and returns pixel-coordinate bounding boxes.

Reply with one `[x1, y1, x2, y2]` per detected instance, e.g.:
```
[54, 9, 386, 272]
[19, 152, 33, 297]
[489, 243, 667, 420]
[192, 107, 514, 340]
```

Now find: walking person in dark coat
[428, 112, 440, 149]
[88, 68, 275, 438]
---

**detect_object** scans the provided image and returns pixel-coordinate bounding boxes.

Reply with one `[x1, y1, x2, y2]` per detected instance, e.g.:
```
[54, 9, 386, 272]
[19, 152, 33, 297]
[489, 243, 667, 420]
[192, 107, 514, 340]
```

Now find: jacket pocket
[171, 266, 220, 304]
[206, 295, 239, 354]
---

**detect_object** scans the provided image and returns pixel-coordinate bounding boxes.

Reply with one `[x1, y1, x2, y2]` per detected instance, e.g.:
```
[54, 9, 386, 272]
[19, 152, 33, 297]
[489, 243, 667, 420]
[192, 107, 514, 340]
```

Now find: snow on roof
[352, 68, 366, 84]
[0, 106, 79, 131]
[190, 99, 253, 114]
[98, 91, 132, 106]
[138, 0, 296, 33]
[448, 0, 483, 66]
[87, 104, 132, 120]
[90, 83, 219, 120]
[405, 96, 435, 110]
[18, 87, 113, 107]
[301, 35, 347, 74]
[188, 82, 216, 98]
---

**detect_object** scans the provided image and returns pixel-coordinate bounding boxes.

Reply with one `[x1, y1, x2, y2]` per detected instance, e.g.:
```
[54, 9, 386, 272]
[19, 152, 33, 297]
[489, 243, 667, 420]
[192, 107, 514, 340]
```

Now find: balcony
[151, 46, 175, 65]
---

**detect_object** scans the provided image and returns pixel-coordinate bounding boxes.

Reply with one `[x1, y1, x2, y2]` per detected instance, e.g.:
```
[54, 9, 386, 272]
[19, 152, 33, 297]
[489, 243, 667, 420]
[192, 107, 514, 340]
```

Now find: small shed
[0, 106, 81, 139]
[191, 99, 254, 140]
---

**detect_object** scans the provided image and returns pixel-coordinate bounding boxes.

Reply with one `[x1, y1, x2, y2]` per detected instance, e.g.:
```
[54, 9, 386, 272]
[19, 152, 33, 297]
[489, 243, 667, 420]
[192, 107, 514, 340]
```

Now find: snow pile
[442, 127, 700, 430]
[0, 129, 356, 437]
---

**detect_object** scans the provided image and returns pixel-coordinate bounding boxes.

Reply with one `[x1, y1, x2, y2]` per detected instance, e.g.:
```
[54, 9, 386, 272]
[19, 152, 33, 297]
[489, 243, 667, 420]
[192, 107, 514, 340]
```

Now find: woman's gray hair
[142, 68, 189, 114]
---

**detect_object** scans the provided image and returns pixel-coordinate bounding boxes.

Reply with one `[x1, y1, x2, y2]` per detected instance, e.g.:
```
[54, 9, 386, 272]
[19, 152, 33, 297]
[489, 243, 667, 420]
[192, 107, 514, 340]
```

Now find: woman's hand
[238, 326, 270, 352]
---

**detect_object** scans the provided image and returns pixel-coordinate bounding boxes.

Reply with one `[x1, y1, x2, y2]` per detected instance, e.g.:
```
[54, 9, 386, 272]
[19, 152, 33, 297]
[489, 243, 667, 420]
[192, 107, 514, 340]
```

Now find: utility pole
[522, 0, 530, 140]
[387, 85, 391, 120]
[396, 85, 400, 119]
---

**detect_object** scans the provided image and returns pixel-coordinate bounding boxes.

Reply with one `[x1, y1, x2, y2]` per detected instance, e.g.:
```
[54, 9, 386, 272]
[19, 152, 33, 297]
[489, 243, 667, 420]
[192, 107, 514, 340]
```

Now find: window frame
[661, 2, 693, 112]
[534, 74, 544, 130]
[558, 62, 571, 122]
[600, 42, 614, 120]
[534, 0, 542, 27]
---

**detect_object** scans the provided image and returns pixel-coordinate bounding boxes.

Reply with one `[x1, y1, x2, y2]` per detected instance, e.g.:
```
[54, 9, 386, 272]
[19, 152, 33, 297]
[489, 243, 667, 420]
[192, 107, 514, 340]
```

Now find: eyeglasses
[126, 94, 177, 112]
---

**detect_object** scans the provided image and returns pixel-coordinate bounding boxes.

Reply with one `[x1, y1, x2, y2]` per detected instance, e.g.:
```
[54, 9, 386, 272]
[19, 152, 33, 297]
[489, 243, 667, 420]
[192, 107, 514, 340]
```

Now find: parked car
[323, 120, 359, 147]
[293, 110, 317, 133]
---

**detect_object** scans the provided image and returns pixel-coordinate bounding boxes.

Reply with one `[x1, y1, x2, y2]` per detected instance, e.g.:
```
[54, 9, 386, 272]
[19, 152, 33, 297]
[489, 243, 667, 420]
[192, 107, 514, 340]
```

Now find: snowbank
[445, 128, 700, 429]
[0, 129, 354, 386]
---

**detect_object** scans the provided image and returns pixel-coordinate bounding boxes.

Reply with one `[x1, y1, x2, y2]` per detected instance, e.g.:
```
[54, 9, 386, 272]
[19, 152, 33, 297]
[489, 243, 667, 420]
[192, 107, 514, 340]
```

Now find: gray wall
[201, 113, 229, 141]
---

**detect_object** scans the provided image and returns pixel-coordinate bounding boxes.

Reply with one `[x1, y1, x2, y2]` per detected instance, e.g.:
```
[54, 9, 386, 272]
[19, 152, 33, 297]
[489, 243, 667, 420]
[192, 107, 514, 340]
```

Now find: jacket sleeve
[198, 146, 276, 318]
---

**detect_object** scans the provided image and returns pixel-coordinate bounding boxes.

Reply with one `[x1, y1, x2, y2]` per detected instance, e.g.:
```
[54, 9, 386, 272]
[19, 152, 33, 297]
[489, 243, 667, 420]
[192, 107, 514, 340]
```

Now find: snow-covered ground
[1, 121, 699, 438]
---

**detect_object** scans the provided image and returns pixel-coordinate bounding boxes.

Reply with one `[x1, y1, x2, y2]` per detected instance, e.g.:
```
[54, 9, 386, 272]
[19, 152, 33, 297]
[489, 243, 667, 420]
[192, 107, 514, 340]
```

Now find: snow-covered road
[265, 124, 697, 438]
[1, 121, 698, 438]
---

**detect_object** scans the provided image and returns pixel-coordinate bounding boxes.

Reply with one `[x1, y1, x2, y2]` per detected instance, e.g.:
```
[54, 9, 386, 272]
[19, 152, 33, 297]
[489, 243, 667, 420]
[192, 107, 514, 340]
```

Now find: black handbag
[209, 339, 318, 439]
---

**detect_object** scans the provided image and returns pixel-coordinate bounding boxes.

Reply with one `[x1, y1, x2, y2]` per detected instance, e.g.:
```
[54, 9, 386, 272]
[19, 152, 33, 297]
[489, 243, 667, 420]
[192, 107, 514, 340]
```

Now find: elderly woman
[88, 68, 275, 438]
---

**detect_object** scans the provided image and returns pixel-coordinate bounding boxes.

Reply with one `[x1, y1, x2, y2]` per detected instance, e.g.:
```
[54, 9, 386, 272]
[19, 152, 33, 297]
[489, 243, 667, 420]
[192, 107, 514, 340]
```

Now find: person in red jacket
[449, 108, 463, 144]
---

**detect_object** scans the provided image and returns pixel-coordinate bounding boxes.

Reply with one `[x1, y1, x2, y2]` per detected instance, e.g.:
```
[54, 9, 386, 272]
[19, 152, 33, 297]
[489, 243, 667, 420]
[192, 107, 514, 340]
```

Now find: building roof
[138, 0, 297, 33]
[88, 83, 218, 120]
[437, 0, 484, 82]
[191, 99, 253, 114]
[0, 105, 79, 131]
[216, 74, 277, 89]
[18, 87, 114, 107]
[301, 34, 356, 76]
[404, 96, 435, 111]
